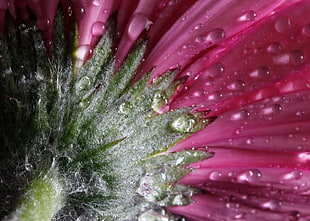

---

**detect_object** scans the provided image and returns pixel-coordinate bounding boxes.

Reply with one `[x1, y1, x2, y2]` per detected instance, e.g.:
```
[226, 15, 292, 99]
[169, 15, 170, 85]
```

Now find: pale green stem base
[3, 170, 65, 221]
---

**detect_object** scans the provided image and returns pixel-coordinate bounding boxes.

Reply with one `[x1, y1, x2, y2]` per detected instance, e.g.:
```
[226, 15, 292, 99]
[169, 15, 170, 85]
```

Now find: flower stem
[4, 170, 65, 221]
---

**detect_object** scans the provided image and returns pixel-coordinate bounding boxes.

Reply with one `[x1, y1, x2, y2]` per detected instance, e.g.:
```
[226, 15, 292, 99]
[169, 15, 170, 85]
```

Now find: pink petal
[73, 0, 120, 68]
[0, 0, 9, 32]
[170, 88, 310, 152]
[183, 148, 310, 191]
[170, 0, 310, 110]
[114, 0, 169, 69]
[169, 193, 310, 221]
[135, 0, 297, 82]
[169, 148, 310, 220]
[193, 67, 310, 117]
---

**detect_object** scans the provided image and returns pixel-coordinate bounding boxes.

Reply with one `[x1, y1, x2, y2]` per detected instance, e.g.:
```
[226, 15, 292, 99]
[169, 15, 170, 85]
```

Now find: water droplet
[204, 63, 225, 78]
[193, 23, 204, 30]
[171, 114, 196, 133]
[25, 163, 33, 172]
[225, 202, 234, 208]
[92, 0, 103, 6]
[246, 138, 254, 144]
[261, 199, 282, 210]
[138, 210, 169, 221]
[118, 101, 133, 115]
[230, 109, 250, 121]
[227, 80, 246, 91]
[289, 50, 304, 66]
[209, 171, 222, 180]
[91, 21, 106, 36]
[207, 91, 222, 101]
[283, 170, 303, 180]
[76, 44, 93, 61]
[261, 104, 282, 115]
[151, 92, 168, 113]
[137, 175, 158, 202]
[172, 194, 190, 206]
[75, 7, 86, 20]
[37, 18, 51, 31]
[207, 28, 226, 44]
[296, 111, 304, 117]
[128, 13, 148, 40]
[195, 35, 206, 43]
[302, 24, 310, 37]
[275, 17, 291, 33]
[234, 213, 245, 219]
[249, 66, 270, 79]
[289, 211, 301, 221]
[297, 152, 310, 163]
[238, 10, 257, 22]
[67, 6, 73, 16]
[76, 76, 91, 93]
[267, 42, 283, 54]
[238, 169, 262, 183]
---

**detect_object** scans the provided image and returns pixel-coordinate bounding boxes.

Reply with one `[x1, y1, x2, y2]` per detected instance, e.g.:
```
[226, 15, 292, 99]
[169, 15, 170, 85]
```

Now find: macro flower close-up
[0, 0, 310, 220]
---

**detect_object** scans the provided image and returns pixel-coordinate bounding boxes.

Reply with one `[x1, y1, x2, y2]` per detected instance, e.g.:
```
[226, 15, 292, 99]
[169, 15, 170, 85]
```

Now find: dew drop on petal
[207, 28, 226, 44]
[238, 10, 257, 22]
[234, 213, 246, 219]
[246, 138, 254, 145]
[207, 91, 222, 101]
[75, 7, 86, 20]
[261, 199, 282, 210]
[227, 80, 246, 91]
[92, 0, 103, 6]
[209, 171, 222, 181]
[261, 104, 282, 115]
[91, 21, 106, 36]
[195, 35, 206, 44]
[127, 13, 148, 40]
[238, 169, 262, 183]
[275, 17, 291, 33]
[297, 152, 310, 163]
[67, 6, 73, 17]
[37, 18, 51, 31]
[296, 111, 304, 117]
[283, 170, 303, 180]
[267, 42, 283, 54]
[230, 109, 250, 121]
[193, 23, 204, 30]
[76, 45, 92, 61]
[249, 66, 270, 79]
[302, 24, 310, 37]
[288, 211, 301, 221]
[204, 63, 225, 78]
[289, 50, 305, 66]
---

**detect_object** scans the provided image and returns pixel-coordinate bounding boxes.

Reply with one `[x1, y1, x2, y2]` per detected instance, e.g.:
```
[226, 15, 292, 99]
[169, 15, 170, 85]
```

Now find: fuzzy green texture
[0, 17, 212, 220]
[3, 171, 64, 221]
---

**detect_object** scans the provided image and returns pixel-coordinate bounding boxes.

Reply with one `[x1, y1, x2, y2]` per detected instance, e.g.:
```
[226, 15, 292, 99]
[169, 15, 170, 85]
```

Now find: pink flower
[1, 0, 310, 220]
